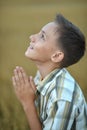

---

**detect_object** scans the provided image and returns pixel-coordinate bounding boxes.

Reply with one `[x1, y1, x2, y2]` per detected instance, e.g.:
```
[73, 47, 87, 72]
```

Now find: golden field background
[0, 0, 87, 129]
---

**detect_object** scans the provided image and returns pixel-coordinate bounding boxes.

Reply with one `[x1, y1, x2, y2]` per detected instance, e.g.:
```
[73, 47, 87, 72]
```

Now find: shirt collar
[36, 68, 63, 96]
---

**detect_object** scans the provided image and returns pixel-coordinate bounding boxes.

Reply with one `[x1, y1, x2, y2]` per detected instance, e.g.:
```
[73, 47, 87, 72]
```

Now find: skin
[12, 22, 64, 130]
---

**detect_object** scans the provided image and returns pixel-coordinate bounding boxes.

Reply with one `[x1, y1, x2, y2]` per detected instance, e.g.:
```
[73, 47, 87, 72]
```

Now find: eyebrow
[41, 30, 47, 37]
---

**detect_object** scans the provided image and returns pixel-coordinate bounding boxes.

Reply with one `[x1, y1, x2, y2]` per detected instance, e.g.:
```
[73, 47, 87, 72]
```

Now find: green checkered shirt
[34, 68, 87, 130]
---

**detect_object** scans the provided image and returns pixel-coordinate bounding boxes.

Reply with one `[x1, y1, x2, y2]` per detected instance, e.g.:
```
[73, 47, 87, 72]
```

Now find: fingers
[14, 67, 22, 86]
[12, 66, 36, 95]
[12, 66, 37, 104]
[12, 76, 17, 87]
[12, 66, 27, 92]
[13, 66, 28, 84]
[19, 67, 29, 84]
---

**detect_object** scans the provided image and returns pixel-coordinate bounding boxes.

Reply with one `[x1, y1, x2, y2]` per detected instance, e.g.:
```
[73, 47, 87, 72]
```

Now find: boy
[12, 14, 87, 130]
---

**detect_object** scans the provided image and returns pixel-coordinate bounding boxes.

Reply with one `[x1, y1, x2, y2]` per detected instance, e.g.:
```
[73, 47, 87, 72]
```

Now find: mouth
[29, 44, 34, 50]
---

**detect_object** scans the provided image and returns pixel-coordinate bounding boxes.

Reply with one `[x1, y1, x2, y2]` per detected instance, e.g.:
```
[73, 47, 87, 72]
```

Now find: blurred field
[0, 0, 87, 129]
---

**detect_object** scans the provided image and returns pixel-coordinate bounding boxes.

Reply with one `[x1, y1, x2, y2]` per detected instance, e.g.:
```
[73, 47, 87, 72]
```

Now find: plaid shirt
[34, 68, 87, 130]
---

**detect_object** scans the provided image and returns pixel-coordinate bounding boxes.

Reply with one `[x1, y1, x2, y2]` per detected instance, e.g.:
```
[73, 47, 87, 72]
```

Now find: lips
[29, 45, 34, 49]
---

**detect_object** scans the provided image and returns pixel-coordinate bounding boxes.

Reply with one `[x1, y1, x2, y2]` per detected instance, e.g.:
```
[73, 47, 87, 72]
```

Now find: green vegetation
[0, 1, 87, 129]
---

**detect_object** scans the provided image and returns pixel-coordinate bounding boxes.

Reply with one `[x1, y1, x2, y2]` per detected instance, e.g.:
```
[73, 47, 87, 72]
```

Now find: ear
[51, 51, 64, 63]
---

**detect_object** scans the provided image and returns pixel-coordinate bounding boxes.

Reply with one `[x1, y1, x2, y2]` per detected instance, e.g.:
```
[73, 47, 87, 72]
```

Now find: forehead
[41, 22, 57, 35]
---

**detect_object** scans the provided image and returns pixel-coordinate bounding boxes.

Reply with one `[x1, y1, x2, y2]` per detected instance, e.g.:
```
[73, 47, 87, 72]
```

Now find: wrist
[23, 100, 35, 111]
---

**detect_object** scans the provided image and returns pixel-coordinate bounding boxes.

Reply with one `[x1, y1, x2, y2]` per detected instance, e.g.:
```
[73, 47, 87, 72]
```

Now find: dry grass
[0, 1, 87, 129]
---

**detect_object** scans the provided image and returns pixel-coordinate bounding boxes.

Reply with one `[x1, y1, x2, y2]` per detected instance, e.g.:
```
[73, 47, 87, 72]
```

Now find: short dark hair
[54, 14, 86, 68]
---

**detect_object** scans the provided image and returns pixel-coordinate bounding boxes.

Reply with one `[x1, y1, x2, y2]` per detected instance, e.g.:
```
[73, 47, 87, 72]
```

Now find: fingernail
[16, 66, 19, 69]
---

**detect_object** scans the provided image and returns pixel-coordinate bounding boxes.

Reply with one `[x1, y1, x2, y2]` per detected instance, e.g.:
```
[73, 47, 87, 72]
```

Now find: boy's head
[25, 14, 86, 68]
[54, 14, 86, 67]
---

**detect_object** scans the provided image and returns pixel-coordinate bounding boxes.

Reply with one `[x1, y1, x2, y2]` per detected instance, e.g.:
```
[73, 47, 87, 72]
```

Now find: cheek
[38, 46, 55, 61]
[35, 44, 49, 54]
[34, 45, 51, 60]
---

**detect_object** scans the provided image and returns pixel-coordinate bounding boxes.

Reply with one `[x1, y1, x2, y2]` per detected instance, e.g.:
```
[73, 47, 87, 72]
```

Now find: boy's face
[25, 22, 60, 63]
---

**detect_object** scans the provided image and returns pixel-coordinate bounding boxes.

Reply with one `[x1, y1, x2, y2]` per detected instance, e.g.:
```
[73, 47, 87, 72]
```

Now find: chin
[25, 50, 40, 61]
[25, 51, 30, 58]
[25, 51, 34, 60]
[25, 51, 28, 57]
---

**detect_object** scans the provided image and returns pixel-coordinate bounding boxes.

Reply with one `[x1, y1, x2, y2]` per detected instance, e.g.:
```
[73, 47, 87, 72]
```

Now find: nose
[29, 35, 35, 42]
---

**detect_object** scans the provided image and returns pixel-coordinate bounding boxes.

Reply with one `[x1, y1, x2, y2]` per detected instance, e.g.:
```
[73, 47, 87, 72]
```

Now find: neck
[35, 61, 59, 79]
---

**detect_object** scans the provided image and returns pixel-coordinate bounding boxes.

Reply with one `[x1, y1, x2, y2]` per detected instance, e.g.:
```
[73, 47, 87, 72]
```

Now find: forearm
[23, 101, 42, 130]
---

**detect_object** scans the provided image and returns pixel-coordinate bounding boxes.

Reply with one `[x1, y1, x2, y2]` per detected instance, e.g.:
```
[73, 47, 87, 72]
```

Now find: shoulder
[48, 68, 75, 102]
[47, 68, 85, 104]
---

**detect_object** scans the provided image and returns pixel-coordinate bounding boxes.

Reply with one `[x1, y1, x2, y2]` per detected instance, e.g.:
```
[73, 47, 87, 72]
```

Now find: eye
[40, 33, 45, 40]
